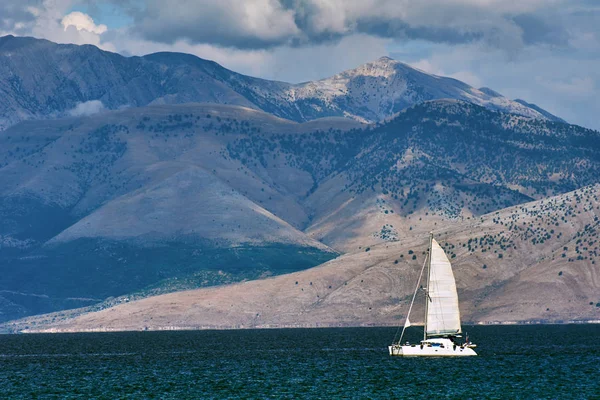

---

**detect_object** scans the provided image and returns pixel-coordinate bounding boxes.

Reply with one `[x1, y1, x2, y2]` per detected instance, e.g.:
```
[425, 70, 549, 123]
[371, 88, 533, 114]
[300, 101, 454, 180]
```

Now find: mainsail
[426, 239, 462, 336]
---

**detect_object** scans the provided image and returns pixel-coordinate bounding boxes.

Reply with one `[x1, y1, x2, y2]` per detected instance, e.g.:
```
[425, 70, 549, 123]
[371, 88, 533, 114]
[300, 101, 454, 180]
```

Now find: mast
[423, 232, 433, 342]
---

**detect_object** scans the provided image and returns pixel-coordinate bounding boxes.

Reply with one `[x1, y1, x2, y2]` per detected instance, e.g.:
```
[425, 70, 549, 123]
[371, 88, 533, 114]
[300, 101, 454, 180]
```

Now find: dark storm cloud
[127, 0, 489, 49]
[354, 19, 483, 45]
[120, 0, 300, 49]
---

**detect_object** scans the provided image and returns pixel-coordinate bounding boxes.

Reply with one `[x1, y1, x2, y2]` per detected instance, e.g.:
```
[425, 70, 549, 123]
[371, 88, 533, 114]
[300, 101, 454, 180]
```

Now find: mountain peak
[366, 56, 404, 69]
[478, 87, 503, 98]
[376, 56, 396, 63]
[0, 35, 34, 51]
[0, 35, 61, 54]
[348, 56, 433, 79]
[337, 55, 406, 79]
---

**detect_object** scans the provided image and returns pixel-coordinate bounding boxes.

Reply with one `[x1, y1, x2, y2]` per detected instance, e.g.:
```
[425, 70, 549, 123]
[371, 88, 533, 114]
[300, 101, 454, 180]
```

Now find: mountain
[6, 184, 599, 333]
[0, 104, 352, 322]
[228, 99, 600, 251]
[0, 99, 598, 323]
[0, 35, 559, 130]
[286, 58, 553, 122]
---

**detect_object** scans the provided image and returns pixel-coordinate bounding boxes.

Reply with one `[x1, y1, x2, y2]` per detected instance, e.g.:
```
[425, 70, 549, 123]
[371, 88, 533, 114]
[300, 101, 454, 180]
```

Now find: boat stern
[388, 344, 403, 356]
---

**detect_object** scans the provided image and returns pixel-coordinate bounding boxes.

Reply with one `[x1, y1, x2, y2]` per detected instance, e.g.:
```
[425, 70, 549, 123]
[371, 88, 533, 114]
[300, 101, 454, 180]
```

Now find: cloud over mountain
[61, 11, 108, 35]
[68, 100, 106, 117]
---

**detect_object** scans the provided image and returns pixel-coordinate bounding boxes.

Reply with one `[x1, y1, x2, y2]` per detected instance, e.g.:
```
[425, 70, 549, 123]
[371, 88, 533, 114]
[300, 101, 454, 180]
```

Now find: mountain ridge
[0, 35, 561, 130]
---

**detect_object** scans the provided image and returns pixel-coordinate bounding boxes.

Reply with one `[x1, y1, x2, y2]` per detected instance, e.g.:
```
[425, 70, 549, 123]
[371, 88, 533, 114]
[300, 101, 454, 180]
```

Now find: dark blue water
[0, 325, 598, 399]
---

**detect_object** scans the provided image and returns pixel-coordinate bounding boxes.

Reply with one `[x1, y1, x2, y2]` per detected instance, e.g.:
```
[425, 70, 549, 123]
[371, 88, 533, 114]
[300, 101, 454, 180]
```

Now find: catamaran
[389, 233, 477, 357]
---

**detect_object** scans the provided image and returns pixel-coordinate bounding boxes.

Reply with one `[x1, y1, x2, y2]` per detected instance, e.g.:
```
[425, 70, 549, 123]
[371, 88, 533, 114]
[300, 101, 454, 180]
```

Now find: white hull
[389, 339, 477, 357]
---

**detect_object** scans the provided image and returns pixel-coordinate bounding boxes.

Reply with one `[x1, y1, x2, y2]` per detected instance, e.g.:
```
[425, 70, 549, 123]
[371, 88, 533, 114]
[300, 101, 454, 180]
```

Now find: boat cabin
[421, 338, 454, 347]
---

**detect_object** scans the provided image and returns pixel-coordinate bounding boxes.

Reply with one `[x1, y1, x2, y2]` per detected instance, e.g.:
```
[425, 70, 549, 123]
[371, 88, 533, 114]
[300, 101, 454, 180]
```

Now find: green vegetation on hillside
[228, 101, 600, 218]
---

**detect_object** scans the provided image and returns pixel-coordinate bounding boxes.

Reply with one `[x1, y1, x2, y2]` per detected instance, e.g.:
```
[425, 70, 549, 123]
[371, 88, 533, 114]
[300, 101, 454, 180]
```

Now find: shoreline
[2, 319, 599, 335]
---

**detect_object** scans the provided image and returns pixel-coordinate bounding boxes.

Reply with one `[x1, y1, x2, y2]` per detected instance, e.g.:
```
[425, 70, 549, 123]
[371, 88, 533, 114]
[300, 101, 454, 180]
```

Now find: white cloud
[2, 1, 116, 51]
[68, 100, 106, 117]
[61, 11, 107, 35]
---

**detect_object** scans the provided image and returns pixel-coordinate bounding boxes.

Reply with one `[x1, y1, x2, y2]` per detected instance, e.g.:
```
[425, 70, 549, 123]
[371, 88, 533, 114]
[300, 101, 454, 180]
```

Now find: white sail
[426, 239, 462, 336]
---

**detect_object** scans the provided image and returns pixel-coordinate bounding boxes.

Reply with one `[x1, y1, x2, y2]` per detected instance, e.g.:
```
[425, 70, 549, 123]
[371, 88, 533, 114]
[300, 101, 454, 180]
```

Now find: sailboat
[389, 233, 477, 357]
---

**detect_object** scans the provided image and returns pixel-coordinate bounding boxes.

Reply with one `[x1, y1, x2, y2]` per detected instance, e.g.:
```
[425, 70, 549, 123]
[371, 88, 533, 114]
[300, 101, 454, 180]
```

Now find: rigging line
[393, 252, 429, 345]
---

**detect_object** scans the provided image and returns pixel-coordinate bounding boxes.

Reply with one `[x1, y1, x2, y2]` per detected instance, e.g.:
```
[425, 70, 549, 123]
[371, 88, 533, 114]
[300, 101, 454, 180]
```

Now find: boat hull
[389, 339, 477, 357]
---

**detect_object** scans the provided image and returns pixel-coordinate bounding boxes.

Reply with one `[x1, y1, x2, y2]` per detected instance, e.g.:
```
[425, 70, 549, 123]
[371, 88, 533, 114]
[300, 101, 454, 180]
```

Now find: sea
[0, 325, 598, 399]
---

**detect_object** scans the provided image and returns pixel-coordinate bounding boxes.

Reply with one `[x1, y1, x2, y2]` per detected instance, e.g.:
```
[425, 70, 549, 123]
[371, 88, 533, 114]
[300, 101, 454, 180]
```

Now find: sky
[0, 0, 598, 130]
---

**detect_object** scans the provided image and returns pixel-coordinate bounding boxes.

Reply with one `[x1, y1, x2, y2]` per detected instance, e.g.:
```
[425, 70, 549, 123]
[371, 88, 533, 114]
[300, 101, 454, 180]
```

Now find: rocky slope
[6, 185, 599, 333]
[0, 104, 351, 321]
[0, 100, 597, 323]
[228, 99, 600, 251]
[0, 35, 560, 130]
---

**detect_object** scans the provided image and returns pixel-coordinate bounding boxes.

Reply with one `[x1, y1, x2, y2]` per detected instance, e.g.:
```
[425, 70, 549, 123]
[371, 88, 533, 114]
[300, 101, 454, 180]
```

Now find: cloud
[0, 1, 114, 50]
[131, 0, 299, 49]
[0, 1, 593, 54]
[0, 1, 42, 35]
[68, 100, 106, 117]
[100, 29, 388, 83]
[61, 11, 107, 34]
[257, 34, 390, 82]
[103, 0, 574, 52]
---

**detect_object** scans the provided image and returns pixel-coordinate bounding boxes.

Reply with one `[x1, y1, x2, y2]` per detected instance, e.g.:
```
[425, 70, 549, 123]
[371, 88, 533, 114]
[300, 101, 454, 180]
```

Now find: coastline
[2, 319, 599, 335]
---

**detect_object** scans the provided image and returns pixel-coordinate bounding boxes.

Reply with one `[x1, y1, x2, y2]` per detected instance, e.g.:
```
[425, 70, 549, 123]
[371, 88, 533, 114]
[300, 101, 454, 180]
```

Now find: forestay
[426, 239, 462, 336]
